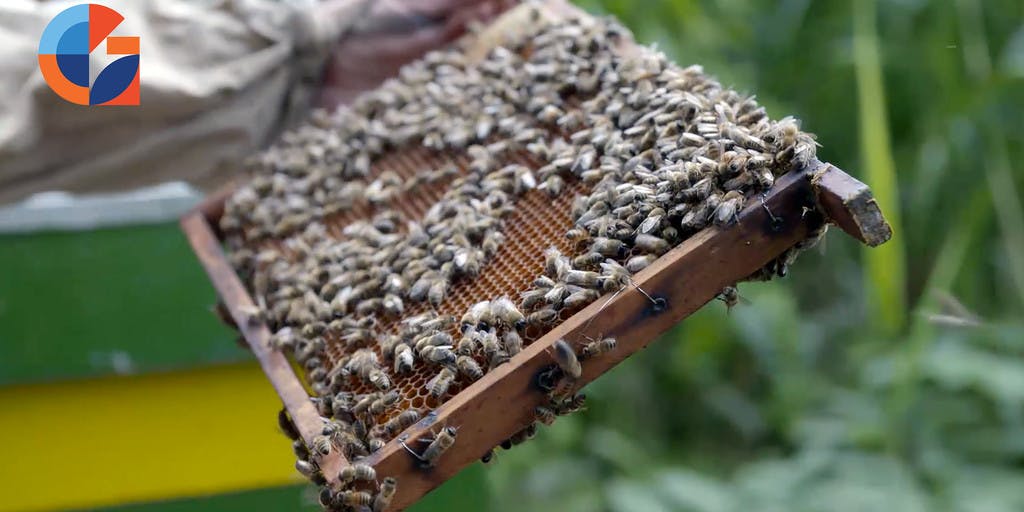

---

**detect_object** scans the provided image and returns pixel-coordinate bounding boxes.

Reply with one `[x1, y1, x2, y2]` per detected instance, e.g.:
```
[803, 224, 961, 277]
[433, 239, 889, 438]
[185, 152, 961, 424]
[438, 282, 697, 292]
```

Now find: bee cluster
[218, 6, 821, 510]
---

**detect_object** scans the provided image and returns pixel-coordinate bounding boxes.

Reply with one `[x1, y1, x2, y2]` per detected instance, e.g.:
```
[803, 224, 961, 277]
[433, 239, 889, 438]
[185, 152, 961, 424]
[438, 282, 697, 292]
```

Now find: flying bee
[339, 463, 376, 484]
[491, 296, 526, 329]
[428, 367, 456, 398]
[535, 405, 557, 426]
[718, 286, 745, 313]
[634, 233, 671, 255]
[419, 426, 458, 467]
[394, 344, 414, 374]
[551, 339, 582, 379]
[582, 337, 617, 359]
[373, 477, 398, 512]
[383, 409, 420, 437]
[456, 355, 484, 380]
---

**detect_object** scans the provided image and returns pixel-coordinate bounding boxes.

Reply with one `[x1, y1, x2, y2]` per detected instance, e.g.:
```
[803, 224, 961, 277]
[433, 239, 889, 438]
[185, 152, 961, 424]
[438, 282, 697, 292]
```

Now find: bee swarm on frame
[221, 6, 823, 510]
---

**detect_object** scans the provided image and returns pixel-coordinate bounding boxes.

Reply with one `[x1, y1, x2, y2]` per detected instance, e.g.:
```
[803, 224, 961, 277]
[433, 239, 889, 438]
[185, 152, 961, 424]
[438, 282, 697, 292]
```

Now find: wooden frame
[181, 157, 890, 510]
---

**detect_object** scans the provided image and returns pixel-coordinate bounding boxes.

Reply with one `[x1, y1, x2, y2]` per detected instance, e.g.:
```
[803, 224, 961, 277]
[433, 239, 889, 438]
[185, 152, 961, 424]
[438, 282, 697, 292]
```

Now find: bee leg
[399, 439, 426, 462]
[760, 192, 783, 232]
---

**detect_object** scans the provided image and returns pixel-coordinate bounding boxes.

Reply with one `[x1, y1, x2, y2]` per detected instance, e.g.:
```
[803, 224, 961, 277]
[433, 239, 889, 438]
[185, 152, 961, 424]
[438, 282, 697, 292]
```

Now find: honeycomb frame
[181, 4, 891, 511]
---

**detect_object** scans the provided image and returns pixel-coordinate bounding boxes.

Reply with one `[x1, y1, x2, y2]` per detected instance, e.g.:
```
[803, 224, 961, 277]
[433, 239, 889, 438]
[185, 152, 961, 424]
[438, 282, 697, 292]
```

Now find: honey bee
[428, 279, 449, 306]
[456, 328, 479, 356]
[311, 435, 332, 456]
[382, 294, 405, 316]
[520, 288, 548, 309]
[591, 237, 627, 258]
[461, 301, 492, 331]
[420, 426, 458, 467]
[480, 330, 508, 369]
[394, 343, 415, 374]
[582, 337, 617, 359]
[573, 251, 605, 268]
[527, 307, 558, 326]
[634, 233, 671, 255]
[354, 391, 378, 415]
[491, 296, 526, 329]
[368, 437, 386, 453]
[480, 448, 498, 465]
[563, 288, 600, 309]
[292, 439, 309, 460]
[544, 283, 570, 306]
[535, 405, 557, 426]
[428, 367, 456, 398]
[278, 408, 300, 441]
[338, 490, 373, 508]
[456, 355, 484, 380]
[625, 254, 656, 272]
[718, 285, 743, 312]
[713, 190, 745, 225]
[414, 331, 453, 352]
[383, 410, 420, 437]
[555, 393, 587, 415]
[503, 330, 524, 356]
[373, 477, 398, 512]
[507, 423, 537, 446]
[339, 463, 376, 483]
[295, 459, 321, 481]
[370, 391, 401, 415]
[565, 269, 600, 288]
[552, 339, 582, 379]
[368, 369, 391, 390]
[421, 345, 457, 366]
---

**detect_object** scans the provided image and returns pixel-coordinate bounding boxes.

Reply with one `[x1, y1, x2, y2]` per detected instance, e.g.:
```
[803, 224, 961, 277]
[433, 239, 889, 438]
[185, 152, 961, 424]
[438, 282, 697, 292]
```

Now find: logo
[38, 4, 139, 106]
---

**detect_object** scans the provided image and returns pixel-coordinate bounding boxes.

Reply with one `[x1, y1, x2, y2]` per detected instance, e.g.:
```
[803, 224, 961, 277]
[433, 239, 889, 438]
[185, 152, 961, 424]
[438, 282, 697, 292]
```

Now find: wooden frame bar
[181, 158, 889, 510]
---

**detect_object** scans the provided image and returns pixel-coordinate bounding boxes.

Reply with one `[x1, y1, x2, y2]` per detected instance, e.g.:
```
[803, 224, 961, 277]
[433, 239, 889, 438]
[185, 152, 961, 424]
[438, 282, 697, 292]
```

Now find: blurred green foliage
[473, 1, 1024, 510]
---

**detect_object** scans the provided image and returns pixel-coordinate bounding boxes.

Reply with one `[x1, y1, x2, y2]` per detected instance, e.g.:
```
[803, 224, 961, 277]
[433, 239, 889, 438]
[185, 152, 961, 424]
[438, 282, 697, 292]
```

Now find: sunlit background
[2, 0, 1022, 510]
